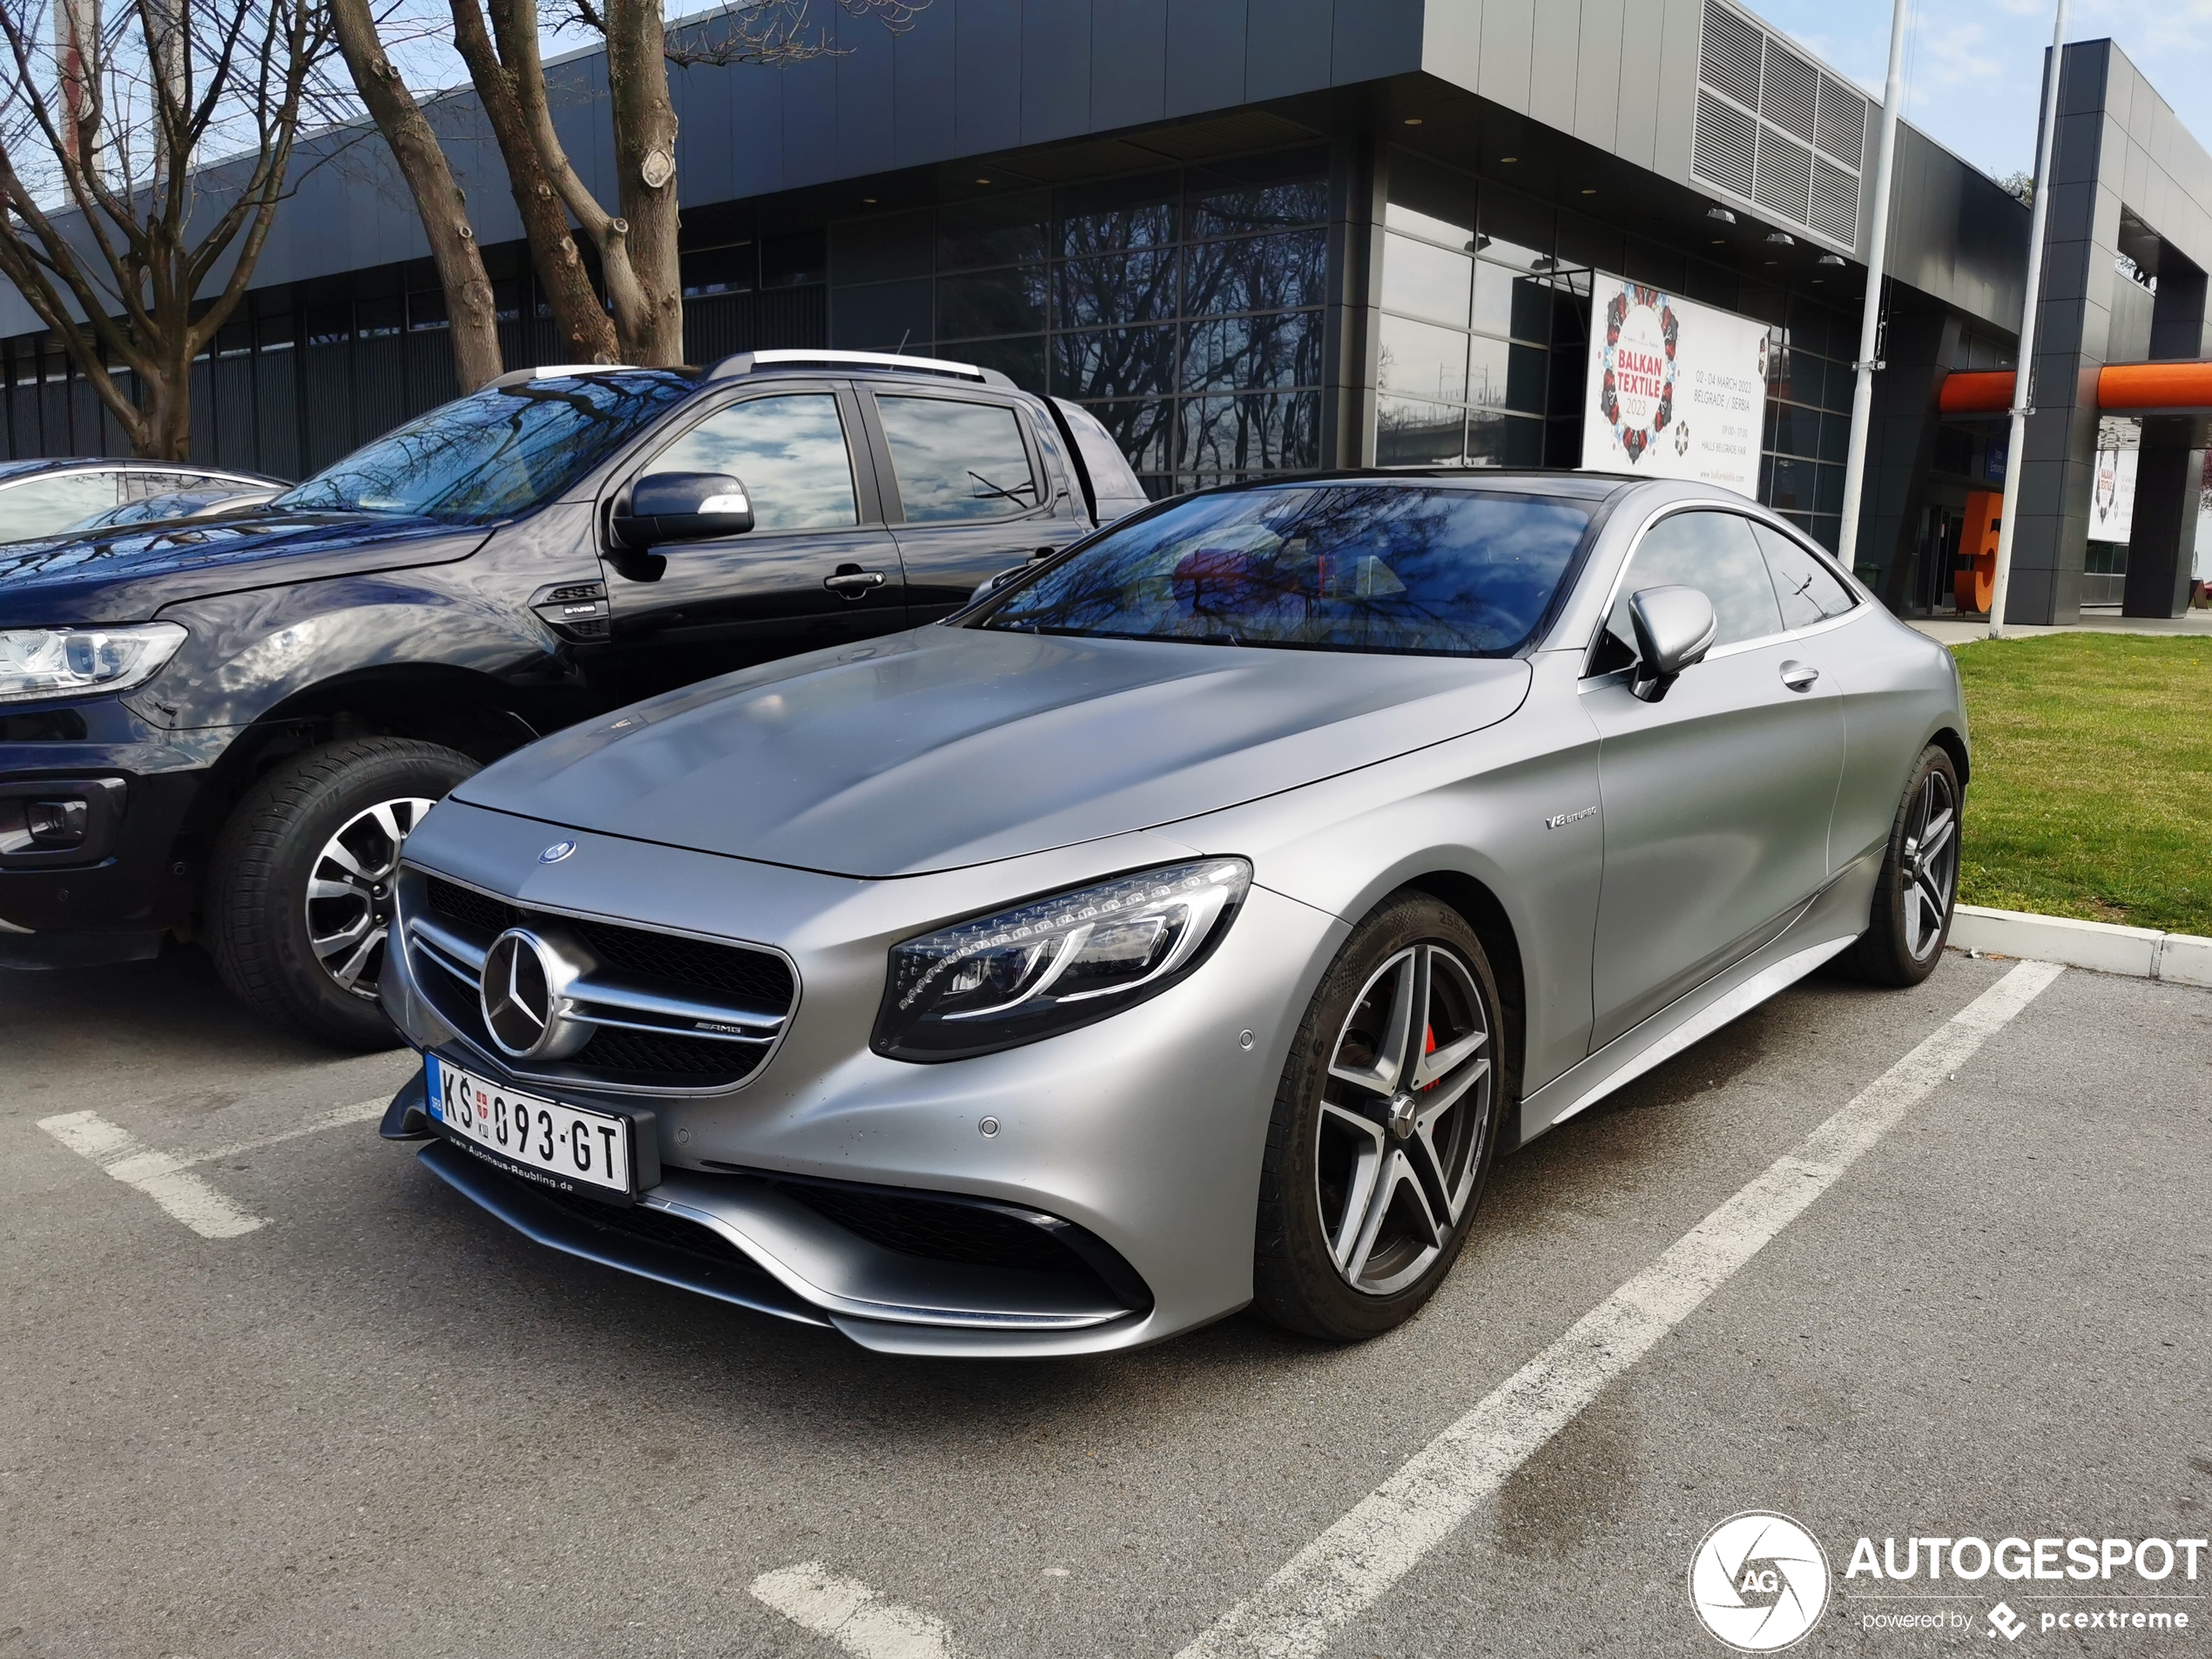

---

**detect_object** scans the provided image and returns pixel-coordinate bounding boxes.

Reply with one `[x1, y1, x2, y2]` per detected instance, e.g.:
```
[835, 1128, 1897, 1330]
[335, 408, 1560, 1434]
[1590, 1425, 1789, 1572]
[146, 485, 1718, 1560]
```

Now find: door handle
[823, 566, 887, 599]
[1779, 660, 1820, 691]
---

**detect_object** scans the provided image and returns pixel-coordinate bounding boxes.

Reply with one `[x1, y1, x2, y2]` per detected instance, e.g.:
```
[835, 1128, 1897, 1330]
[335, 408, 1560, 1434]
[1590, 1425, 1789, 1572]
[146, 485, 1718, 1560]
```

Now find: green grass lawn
[1951, 631, 2212, 936]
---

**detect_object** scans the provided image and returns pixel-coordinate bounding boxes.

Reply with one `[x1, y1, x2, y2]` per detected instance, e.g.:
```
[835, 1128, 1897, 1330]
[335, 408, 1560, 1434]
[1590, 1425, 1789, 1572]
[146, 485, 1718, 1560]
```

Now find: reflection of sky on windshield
[988, 485, 1592, 657]
[650, 395, 856, 530]
[874, 397, 1037, 523]
[279, 373, 691, 523]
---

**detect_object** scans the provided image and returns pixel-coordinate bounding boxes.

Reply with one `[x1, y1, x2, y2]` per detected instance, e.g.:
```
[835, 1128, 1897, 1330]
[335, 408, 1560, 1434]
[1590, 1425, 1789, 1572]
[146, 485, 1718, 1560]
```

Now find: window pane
[1056, 248, 1177, 328]
[1470, 336, 1547, 414]
[1182, 311, 1321, 392]
[984, 483, 1595, 658]
[1752, 521, 1855, 626]
[938, 267, 1048, 339]
[1377, 398, 1464, 467]
[1055, 174, 1177, 257]
[1467, 411, 1544, 468]
[0, 469, 119, 540]
[1184, 230, 1326, 317]
[647, 392, 857, 531]
[876, 396, 1039, 523]
[1381, 233, 1471, 327]
[938, 191, 1049, 271]
[1187, 178, 1326, 239]
[681, 243, 755, 298]
[1052, 325, 1176, 401]
[1476, 187, 1554, 273]
[1766, 455, 1818, 514]
[1608, 510, 1784, 651]
[1180, 392, 1320, 474]
[1378, 314, 1468, 406]
[1765, 402, 1821, 457]
[1079, 398, 1177, 475]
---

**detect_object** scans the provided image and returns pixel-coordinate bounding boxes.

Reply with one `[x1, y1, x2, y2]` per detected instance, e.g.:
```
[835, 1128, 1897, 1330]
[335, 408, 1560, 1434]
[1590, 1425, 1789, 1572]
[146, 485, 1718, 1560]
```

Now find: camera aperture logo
[1690, 1512, 1832, 1651]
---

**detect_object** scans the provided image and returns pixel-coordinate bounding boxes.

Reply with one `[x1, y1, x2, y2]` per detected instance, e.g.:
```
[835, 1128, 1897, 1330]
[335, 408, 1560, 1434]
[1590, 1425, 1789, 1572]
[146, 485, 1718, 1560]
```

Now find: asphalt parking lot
[3, 948, 2207, 1658]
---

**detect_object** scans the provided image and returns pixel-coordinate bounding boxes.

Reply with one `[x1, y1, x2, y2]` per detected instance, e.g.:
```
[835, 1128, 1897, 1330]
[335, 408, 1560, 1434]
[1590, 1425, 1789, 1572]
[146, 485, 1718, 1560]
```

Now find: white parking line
[1177, 959, 2066, 1659]
[751, 1562, 956, 1659]
[37, 1096, 388, 1240]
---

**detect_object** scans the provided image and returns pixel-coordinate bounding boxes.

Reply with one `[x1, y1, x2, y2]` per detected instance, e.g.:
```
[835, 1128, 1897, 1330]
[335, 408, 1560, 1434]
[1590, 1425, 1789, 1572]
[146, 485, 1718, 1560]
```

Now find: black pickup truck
[0, 349, 1149, 1043]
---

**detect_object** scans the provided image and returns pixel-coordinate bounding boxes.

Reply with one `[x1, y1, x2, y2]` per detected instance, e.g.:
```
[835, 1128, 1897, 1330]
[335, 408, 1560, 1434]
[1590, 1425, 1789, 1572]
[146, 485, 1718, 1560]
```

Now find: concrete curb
[1949, 904, 2212, 988]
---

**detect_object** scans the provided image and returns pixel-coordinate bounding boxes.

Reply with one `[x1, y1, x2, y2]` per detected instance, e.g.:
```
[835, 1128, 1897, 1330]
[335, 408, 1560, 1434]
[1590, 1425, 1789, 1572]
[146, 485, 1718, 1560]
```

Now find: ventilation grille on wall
[1692, 0, 1869, 250]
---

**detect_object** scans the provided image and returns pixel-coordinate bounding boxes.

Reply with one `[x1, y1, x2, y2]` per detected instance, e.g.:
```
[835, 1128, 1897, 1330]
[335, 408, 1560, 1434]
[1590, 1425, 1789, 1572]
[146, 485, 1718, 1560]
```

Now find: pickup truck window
[875, 396, 1039, 523]
[644, 394, 858, 531]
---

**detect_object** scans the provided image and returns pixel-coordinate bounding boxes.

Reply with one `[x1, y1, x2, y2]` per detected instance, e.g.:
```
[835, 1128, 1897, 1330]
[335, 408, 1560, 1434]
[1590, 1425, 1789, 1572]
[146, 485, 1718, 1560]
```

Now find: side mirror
[1627, 584, 1717, 703]
[613, 472, 753, 548]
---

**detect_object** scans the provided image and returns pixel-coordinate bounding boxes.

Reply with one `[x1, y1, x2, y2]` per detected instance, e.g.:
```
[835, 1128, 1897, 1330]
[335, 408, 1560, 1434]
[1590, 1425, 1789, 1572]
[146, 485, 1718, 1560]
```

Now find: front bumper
[381, 802, 1347, 1355]
[0, 699, 229, 949]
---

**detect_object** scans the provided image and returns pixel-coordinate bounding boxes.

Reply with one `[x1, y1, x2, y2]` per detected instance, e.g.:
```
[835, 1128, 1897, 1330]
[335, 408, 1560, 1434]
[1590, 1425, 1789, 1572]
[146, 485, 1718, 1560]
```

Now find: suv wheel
[1253, 894, 1506, 1341]
[208, 738, 477, 1048]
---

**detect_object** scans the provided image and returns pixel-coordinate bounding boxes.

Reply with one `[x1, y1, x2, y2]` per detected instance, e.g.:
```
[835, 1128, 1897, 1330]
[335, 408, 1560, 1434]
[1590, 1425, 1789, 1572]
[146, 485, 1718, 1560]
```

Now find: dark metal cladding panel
[955, 0, 1025, 155]
[1245, 0, 1328, 101]
[1162, 0, 1247, 119]
[1020, 0, 1093, 147]
[1329, 0, 1421, 89]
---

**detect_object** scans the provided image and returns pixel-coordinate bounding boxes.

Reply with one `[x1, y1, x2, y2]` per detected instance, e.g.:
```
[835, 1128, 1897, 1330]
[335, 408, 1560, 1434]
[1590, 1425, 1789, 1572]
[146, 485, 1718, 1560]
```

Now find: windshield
[981, 483, 1595, 657]
[273, 372, 692, 523]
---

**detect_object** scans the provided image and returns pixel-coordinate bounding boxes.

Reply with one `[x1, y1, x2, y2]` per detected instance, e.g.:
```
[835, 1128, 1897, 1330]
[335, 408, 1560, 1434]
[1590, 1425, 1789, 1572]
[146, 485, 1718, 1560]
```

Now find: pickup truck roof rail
[704, 347, 1016, 388]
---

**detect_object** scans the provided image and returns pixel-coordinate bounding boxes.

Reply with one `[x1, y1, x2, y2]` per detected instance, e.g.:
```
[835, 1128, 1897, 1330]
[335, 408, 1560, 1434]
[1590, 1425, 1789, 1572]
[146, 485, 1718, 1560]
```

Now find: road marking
[1177, 959, 2066, 1659]
[36, 1096, 387, 1239]
[751, 1562, 956, 1659]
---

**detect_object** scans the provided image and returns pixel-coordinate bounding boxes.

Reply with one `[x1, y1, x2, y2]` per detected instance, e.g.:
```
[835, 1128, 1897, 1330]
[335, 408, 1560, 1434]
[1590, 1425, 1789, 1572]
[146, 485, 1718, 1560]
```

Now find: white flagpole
[1835, 0, 1911, 574]
[1986, 0, 2072, 637]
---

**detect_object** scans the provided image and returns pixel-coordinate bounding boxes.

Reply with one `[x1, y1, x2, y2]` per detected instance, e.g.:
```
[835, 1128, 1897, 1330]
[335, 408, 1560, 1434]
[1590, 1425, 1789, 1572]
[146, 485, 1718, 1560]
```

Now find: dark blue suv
[0, 350, 1148, 1044]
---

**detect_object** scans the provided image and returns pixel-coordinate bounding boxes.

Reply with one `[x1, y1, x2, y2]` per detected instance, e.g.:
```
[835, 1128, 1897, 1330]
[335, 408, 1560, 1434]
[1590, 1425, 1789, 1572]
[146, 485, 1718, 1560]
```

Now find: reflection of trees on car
[988, 486, 1590, 656]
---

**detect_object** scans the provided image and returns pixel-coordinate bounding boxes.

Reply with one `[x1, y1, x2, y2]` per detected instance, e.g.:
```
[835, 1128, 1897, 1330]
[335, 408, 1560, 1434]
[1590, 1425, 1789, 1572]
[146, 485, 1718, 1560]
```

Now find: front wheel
[1253, 894, 1506, 1341]
[207, 737, 477, 1048]
[1848, 743, 1962, 988]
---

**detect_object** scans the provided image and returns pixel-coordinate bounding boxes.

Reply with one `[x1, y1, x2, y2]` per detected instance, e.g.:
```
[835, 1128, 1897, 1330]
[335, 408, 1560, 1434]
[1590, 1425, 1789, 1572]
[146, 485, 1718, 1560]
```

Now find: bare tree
[0, 0, 336, 457]
[328, 0, 502, 390]
[445, 0, 923, 367]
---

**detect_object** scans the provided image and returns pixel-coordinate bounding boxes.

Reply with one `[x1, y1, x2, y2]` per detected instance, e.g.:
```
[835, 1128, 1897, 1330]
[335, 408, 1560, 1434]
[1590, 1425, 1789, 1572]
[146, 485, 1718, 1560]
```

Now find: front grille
[410, 872, 794, 1089]
[427, 876, 520, 935]
[575, 1026, 758, 1082]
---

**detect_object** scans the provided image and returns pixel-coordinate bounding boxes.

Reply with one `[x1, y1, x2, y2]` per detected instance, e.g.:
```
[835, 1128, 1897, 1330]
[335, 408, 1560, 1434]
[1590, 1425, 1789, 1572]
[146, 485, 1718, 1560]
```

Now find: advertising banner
[2089, 442, 2136, 543]
[1581, 275, 1768, 496]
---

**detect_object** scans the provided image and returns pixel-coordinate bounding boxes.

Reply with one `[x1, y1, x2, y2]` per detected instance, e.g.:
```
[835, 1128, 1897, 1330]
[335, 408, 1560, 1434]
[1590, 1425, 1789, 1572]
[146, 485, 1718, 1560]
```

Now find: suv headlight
[873, 858, 1252, 1061]
[0, 624, 186, 704]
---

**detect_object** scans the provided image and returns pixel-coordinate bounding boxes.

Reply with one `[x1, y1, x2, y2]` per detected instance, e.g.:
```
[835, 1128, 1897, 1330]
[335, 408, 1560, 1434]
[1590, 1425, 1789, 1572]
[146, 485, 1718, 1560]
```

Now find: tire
[1848, 743, 1962, 988]
[207, 737, 477, 1049]
[1253, 893, 1507, 1341]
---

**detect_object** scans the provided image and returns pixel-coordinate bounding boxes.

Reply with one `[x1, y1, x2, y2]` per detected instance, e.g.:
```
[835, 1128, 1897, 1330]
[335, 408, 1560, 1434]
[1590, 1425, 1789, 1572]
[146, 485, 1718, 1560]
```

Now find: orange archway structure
[1938, 361, 2212, 415]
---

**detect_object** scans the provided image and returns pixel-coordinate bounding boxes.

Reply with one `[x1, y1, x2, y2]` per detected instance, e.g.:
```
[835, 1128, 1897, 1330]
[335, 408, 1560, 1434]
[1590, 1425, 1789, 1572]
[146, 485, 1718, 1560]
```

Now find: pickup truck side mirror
[613, 472, 754, 548]
[1627, 584, 1718, 703]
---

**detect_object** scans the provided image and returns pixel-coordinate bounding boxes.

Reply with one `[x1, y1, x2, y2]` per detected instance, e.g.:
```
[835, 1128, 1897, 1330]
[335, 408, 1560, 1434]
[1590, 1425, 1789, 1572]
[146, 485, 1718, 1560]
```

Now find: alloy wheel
[1316, 942, 1494, 1297]
[304, 797, 434, 1001]
[1899, 769, 1959, 961]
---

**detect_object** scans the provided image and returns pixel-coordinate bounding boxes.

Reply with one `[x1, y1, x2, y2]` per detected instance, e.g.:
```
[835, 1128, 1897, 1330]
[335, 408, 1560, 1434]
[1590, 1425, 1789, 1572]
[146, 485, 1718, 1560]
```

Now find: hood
[0, 511, 488, 624]
[455, 625, 1533, 878]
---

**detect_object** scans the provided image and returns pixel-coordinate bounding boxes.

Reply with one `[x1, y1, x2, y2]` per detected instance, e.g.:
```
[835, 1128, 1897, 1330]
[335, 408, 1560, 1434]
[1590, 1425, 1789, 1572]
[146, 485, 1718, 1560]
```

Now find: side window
[874, 395, 1040, 523]
[1598, 509, 1784, 668]
[1751, 522, 1856, 629]
[644, 393, 857, 531]
[0, 469, 122, 539]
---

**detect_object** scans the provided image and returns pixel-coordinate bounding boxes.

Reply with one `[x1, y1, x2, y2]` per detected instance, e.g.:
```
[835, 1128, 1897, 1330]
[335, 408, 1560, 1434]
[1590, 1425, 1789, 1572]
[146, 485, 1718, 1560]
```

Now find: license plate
[425, 1055, 633, 1198]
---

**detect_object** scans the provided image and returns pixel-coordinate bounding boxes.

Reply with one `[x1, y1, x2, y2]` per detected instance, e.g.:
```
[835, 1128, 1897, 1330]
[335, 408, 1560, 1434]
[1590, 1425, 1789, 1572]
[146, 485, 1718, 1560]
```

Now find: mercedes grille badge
[540, 840, 577, 864]
[479, 928, 590, 1061]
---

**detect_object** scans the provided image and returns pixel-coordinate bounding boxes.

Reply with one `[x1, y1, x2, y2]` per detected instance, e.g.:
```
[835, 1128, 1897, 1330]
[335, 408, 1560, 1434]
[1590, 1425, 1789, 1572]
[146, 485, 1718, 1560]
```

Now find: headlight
[0, 624, 186, 704]
[873, 857, 1252, 1061]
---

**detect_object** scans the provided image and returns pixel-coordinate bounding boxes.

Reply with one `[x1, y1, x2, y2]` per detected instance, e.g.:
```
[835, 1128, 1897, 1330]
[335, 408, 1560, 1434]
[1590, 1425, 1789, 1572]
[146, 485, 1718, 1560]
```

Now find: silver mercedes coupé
[378, 472, 1967, 1357]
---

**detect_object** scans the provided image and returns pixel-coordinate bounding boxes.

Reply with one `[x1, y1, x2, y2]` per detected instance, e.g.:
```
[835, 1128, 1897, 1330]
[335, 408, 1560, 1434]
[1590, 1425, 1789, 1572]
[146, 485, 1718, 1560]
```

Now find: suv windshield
[273, 372, 692, 523]
[981, 482, 1595, 657]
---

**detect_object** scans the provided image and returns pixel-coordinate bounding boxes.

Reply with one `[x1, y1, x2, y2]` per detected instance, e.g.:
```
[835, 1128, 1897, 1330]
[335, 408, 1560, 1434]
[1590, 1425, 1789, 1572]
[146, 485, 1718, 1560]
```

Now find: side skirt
[1514, 859, 1876, 1147]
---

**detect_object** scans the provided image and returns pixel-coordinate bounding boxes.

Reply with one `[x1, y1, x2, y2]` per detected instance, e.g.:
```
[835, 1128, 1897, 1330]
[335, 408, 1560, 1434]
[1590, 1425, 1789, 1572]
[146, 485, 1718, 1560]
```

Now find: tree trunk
[330, 0, 502, 393]
[604, 0, 684, 365]
[450, 0, 620, 364]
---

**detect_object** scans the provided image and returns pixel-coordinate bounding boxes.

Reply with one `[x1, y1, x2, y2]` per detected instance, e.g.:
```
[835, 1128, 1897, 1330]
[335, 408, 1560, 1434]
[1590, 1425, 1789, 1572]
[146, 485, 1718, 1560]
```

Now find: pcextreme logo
[1689, 1512, 1832, 1652]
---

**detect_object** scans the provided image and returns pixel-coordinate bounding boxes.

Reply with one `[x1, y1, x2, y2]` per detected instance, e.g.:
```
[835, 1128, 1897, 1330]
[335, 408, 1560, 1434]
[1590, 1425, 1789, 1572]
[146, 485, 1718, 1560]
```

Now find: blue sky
[1745, 0, 2212, 181]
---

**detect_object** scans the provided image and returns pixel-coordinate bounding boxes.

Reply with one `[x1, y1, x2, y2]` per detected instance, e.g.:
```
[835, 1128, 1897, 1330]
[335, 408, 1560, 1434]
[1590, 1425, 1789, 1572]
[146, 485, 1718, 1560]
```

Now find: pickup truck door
[593, 381, 906, 702]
